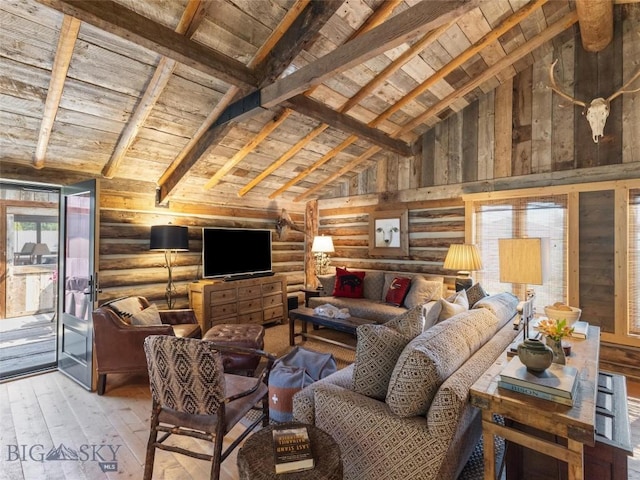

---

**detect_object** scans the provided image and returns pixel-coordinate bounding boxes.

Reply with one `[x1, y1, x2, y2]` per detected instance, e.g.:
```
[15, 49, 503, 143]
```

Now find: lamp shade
[150, 225, 189, 251]
[311, 235, 334, 253]
[498, 238, 549, 285]
[443, 244, 483, 272]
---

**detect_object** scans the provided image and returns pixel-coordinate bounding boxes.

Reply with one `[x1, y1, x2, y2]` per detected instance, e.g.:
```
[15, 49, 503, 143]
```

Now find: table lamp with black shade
[150, 225, 189, 309]
[499, 237, 549, 341]
[443, 243, 483, 291]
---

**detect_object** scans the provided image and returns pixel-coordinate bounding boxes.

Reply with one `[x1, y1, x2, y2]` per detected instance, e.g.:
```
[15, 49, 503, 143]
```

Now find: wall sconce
[150, 225, 189, 309]
[311, 235, 334, 275]
[443, 243, 483, 291]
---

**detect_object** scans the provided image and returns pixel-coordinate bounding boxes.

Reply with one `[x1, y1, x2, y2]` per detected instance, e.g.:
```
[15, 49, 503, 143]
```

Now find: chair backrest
[144, 335, 226, 416]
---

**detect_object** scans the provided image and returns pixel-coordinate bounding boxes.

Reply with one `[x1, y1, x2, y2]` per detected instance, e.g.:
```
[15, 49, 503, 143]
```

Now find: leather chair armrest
[158, 308, 198, 325]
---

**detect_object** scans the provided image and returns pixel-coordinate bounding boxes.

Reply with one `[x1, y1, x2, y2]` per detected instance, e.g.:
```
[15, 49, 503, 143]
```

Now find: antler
[607, 67, 640, 102]
[548, 59, 587, 108]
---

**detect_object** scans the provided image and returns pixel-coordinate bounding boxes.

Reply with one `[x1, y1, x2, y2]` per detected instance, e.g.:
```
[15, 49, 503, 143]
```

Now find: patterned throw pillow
[438, 289, 469, 320]
[403, 276, 444, 309]
[385, 277, 412, 306]
[131, 304, 163, 326]
[352, 305, 425, 399]
[333, 267, 366, 298]
[466, 282, 488, 307]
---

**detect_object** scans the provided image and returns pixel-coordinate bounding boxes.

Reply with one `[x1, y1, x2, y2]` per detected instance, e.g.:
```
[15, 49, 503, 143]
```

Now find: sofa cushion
[466, 282, 488, 307]
[363, 270, 385, 300]
[404, 276, 444, 309]
[386, 308, 500, 417]
[317, 274, 336, 295]
[352, 305, 424, 400]
[131, 304, 162, 326]
[333, 267, 366, 298]
[385, 277, 411, 306]
[438, 289, 469, 320]
[473, 292, 519, 324]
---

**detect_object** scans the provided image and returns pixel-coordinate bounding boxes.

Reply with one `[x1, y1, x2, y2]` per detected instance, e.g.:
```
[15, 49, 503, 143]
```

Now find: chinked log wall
[98, 187, 306, 309]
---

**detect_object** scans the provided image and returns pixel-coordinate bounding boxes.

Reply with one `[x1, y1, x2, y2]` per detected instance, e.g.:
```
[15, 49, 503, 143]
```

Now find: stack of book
[498, 356, 579, 406]
[272, 426, 315, 474]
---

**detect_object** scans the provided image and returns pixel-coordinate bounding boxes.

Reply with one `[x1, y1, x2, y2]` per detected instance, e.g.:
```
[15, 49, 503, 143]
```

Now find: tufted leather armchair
[92, 296, 201, 395]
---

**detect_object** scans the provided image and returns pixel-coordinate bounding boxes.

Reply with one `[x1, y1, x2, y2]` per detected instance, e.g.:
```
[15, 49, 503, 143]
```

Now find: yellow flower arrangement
[537, 318, 574, 341]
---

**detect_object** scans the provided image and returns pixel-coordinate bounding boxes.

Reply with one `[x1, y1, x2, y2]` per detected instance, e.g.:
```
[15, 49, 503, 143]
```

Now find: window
[473, 195, 567, 313]
[630, 190, 640, 335]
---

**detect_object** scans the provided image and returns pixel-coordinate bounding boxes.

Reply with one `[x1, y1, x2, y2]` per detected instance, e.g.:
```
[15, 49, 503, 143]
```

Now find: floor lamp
[499, 237, 549, 340]
[150, 225, 189, 309]
[443, 244, 483, 291]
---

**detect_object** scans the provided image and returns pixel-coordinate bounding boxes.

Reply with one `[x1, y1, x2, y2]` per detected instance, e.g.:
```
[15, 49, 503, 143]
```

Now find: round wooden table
[237, 422, 342, 480]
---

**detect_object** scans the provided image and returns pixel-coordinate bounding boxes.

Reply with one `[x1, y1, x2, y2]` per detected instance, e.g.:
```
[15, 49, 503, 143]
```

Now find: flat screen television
[202, 227, 272, 279]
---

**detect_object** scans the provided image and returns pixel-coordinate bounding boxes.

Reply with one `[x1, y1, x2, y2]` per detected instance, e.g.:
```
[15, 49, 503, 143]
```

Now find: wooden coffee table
[288, 307, 376, 351]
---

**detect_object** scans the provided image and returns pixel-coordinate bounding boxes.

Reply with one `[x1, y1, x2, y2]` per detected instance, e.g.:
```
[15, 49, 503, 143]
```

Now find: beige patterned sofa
[310, 269, 447, 323]
[293, 292, 519, 480]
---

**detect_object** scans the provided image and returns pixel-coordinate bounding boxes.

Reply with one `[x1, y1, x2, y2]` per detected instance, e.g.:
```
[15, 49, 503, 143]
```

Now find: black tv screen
[202, 227, 272, 278]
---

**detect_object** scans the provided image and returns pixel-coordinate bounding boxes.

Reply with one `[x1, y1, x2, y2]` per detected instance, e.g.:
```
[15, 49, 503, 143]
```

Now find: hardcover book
[272, 426, 314, 474]
[499, 356, 579, 399]
[497, 380, 574, 406]
[569, 321, 589, 339]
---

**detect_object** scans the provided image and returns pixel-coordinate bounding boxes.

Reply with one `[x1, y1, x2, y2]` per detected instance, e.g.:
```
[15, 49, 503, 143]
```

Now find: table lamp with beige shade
[443, 243, 483, 291]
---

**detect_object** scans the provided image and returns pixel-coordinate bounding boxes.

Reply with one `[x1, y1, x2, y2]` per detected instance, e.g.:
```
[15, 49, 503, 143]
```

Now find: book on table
[499, 356, 579, 404]
[272, 426, 315, 474]
[569, 321, 589, 339]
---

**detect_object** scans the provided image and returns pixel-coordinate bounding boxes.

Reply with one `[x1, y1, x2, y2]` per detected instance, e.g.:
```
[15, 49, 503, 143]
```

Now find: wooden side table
[470, 326, 601, 480]
[237, 422, 342, 479]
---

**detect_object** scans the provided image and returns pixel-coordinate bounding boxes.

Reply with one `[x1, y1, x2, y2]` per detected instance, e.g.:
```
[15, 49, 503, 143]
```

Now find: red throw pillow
[385, 277, 412, 306]
[333, 267, 366, 298]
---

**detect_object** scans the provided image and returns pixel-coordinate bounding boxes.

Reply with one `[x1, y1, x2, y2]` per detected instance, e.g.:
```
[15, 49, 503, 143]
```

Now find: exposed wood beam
[284, 95, 413, 156]
[261, 0, 480, 107]
[401, 10, 580, 137]
[256, 0, 342, 87]
[34, 15, 80, 169]
[269, 135, 359, 199]
[371, 0, 549, 128]
[575, 0, 613, 52]
[237, 124, 329, 197]
[36, 0, 257, 89]
[203, 108, 293, 189]
[102, 0, 210, 179]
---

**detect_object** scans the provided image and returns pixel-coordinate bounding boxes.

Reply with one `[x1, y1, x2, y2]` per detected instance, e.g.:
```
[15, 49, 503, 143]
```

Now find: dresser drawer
[263, 292, 283, 308]
[262, 281, 282, 295]
[209, 288, 237, 305]
[238, 284, 261, 299]
[264, 305, 284, 323]
[238, 311, 263, 324]
[238, 298, 262, 314]
[210, 302, 237, 319]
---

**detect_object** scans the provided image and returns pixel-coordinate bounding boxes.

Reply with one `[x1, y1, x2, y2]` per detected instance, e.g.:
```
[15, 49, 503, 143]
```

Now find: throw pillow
[131, 304, 162, 326]
[385, 277, 412, 306]
[332, 267, 365, 298]
[352, 324, 411, 400]
[466, 282, 488, 307]
[403, 276, 444, 309]
[107, 296, 143, 324]
[362, 270, 385, 300]
[438, 289, 469, 321]
[384, 304, 425, 338]
[317, 274, 336, 295]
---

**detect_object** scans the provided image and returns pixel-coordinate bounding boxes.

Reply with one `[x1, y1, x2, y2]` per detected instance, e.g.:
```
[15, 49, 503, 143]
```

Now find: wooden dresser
[188, 274, 287, 334]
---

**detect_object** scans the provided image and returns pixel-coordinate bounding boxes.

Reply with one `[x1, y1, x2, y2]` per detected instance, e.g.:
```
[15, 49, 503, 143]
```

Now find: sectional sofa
[293, 291, 519, 480]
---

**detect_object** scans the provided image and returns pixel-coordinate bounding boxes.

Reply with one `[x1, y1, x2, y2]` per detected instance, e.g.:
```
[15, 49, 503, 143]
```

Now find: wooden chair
[142, 335, 275, 480]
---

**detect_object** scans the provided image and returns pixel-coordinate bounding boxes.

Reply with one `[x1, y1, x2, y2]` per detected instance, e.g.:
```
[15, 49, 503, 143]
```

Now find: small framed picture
[368, 209, 409, 257]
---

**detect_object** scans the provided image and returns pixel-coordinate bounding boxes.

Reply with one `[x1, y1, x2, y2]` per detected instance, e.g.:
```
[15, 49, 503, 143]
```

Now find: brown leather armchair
[93, 296, 201, 395]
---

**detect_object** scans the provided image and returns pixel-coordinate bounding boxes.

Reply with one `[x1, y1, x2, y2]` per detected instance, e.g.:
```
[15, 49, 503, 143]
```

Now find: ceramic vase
[517, 338, 553, 372]
[546, 337, 566, 365]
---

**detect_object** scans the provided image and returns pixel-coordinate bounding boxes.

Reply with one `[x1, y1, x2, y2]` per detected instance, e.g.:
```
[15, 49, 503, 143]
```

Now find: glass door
[57, 179, 99, 389]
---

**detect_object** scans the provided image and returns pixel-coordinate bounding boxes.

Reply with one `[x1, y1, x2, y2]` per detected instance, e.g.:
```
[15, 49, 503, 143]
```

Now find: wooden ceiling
[0, 0, 625, 211]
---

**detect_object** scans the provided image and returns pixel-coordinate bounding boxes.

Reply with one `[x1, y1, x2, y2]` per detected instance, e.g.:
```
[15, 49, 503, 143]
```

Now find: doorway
[0, 182, 60, 380]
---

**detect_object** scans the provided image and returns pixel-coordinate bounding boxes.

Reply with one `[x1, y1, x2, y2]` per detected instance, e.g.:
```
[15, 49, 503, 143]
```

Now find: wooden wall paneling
[462, 99, 479, 183]
[477, 89, 495, 180]
[578, 190, 615, 332]
[397, 153, 411, 191]
[387, 152, 400, 192]
[434, 120, 450, 185]
[494, 77, 513, 178]
[622, 3, 640, 164]
[512, 65, 533, 176]
[409, 148, 422, 190]
[550, 35, 576, 171]
[614, 188, 629, 339]
[448, 112, 463, 184]
[375, 156, 386, 193]
[421, 128, 436, 186]
[531, 52, 553, 173]
[567, 192, 580, 308]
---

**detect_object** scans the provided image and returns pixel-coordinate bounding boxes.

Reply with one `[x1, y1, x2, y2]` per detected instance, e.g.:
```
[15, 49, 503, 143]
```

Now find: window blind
[473, 195, 568, 313]
[630, 190, 640, 335]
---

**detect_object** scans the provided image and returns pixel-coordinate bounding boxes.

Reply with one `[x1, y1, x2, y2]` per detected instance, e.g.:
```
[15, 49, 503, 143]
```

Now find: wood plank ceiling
[0, 0, 619, 212]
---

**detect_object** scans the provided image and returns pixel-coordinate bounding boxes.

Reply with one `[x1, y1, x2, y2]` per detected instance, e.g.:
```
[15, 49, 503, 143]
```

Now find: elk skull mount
[548, 59, 640, 143]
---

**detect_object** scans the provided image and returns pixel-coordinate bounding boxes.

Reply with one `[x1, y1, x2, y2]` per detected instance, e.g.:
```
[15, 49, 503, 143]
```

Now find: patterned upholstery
[292, 295, 519, 480]
[144, 335, 225, 416]
[403, 276, 443, 309]
[473, 291, 519, 323]
[465, 282, 489, 307]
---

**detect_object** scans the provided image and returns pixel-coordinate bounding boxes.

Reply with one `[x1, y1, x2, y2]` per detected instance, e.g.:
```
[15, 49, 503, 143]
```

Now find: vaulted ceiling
[0, 0, 624, 211]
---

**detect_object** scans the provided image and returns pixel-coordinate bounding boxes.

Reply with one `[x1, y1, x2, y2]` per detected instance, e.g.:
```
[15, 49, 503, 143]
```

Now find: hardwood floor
[1, 336, 639, 479]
